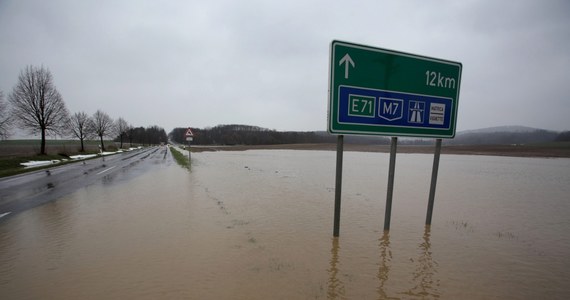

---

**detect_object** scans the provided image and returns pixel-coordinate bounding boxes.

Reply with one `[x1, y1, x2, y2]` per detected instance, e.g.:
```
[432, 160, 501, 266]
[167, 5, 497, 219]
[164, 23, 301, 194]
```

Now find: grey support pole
[425, 138, 442, 225]
[383, 137, 398, 231]
[333, 135, 344, 237]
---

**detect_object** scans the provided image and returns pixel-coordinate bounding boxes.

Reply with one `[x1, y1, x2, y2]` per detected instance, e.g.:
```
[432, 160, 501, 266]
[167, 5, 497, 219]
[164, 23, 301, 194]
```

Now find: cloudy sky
[1, 0, 569, 135]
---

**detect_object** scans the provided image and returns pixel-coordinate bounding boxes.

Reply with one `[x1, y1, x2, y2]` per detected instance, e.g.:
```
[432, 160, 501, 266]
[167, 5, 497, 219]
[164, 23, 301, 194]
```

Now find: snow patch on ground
[20, 160, 61, 168]
[69, 154, 97, 160]
[20, 148, 141, 168]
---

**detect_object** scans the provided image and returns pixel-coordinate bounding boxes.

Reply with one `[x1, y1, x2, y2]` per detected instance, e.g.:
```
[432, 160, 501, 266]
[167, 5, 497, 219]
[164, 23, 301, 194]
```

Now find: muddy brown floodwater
[1, 150, 569, 299]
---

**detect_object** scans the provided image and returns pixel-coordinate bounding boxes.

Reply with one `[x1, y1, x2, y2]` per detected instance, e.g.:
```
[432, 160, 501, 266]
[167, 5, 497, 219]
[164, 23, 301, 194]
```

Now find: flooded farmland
[1, 150, 569, 299]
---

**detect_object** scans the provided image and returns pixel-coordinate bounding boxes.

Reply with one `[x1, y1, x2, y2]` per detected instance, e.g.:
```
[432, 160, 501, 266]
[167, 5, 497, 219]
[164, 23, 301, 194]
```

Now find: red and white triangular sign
[185, 128, 194, 137]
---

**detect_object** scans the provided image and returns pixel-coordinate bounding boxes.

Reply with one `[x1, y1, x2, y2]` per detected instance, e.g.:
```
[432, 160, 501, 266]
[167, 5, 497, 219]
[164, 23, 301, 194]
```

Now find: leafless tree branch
[0, 91, 13, 139]
[69, 111, 94, 152]
[8, 66, 69, 154]
[92, 110, 114, 152]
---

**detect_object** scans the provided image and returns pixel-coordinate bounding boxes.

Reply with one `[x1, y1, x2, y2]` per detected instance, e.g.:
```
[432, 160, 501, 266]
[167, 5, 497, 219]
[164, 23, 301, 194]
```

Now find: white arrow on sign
[339, 53, 355, 79]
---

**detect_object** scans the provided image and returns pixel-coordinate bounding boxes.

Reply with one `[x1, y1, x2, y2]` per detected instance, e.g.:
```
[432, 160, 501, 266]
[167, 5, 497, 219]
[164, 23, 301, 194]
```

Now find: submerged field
[1, 149, 568, 299]
[191, 141, 570, 158]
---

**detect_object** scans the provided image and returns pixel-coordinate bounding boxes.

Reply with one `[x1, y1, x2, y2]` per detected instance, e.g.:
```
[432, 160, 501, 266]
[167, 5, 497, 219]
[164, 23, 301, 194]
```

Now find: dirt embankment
[190, 143, 570, 158]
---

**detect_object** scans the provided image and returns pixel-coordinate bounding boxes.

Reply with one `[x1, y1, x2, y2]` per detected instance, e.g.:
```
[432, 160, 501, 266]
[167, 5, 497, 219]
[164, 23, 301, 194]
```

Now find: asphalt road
[0, 146, 171, 220]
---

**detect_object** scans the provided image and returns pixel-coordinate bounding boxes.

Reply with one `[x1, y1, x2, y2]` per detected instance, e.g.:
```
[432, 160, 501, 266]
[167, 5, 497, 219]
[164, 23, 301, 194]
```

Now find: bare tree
[92, 110, 114, 152]
[126, 125, 134, 147]
[115, 117, 129, 149]
[69, 111, 93, 152]
[8, 66, 69, 154]
[0, 91, 12, 139]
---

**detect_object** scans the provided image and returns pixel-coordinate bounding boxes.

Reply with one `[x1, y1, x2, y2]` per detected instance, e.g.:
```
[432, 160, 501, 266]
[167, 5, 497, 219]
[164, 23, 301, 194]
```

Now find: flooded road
[1, 149, 569, 299]
[0, 147, 164, 217]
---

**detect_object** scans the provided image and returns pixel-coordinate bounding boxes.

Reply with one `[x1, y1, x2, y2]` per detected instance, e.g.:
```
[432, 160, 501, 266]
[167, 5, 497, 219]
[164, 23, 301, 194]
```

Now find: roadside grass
[0, 139, 105, 148]
[0, 154, 83, 178]
[0, 139, 117, 157]
[0, 139, 142, 178]
[170, 146, 190, 169]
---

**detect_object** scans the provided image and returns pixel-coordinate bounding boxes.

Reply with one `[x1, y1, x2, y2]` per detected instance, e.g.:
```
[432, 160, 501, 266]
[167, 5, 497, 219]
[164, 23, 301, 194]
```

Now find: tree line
[169, 124, 389, 145]
[169, 124, 570, 147]
[0, 65, 167, 154]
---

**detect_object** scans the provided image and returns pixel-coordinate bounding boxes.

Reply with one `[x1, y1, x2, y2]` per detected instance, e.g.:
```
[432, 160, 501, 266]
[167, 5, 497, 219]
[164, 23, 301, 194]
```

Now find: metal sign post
[333, 135, 344, 237]
[383, 137, 398, 231]
[426, 139, 442, 225]
[328, 40, 462, 235]
[186, 137, 192, 160]
[185, 128, 194, 162]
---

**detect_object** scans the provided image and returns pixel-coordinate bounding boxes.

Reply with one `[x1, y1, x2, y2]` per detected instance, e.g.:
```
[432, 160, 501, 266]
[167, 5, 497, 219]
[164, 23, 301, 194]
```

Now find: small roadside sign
[185, 128, 194, 142]
[184, 128, 194, 137]
[329, 40, 462, 138]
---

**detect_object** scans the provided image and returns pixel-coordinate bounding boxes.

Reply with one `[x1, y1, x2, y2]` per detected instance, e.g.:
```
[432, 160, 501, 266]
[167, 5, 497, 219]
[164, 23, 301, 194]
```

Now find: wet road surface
[0, 146, 169, 220]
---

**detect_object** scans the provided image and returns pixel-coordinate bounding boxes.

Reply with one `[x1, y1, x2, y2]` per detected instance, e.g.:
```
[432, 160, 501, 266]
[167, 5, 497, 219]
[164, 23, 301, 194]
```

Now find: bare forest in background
[169, 124, 569, 146]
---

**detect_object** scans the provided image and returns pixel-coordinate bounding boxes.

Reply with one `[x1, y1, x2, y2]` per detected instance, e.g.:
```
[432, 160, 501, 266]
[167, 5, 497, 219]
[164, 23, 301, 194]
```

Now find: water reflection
[327, 237, 346, 299]
[327, 230, 438, 300]
[102, 173, 116, 185]
[377, 231, 394, 299]
[403, 226, 440, 299]
[34, 201, 74, 270]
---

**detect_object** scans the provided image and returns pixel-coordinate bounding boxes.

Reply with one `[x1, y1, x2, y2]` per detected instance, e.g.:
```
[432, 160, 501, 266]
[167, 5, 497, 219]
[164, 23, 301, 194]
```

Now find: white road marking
[96, 166, 117, 175]
[0, 212, 11, 219]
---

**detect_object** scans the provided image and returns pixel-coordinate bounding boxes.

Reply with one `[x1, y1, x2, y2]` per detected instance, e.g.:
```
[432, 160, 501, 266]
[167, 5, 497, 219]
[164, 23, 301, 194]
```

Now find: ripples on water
[0, 150, 569, 299]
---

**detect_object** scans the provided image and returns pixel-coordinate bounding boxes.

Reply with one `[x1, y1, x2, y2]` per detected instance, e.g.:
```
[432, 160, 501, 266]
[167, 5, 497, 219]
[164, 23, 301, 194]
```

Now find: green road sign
[328, 40, 462, 138]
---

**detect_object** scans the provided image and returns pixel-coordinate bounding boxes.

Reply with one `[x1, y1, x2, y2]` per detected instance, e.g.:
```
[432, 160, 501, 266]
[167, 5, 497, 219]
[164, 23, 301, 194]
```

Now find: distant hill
[447, 125, 559, 145]
[555, 131, 570, 142]
[458, 125, 543, 134]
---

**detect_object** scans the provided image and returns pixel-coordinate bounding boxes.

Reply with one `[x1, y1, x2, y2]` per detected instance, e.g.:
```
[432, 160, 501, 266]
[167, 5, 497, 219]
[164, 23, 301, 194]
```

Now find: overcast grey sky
[1, 0, 569, 134]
